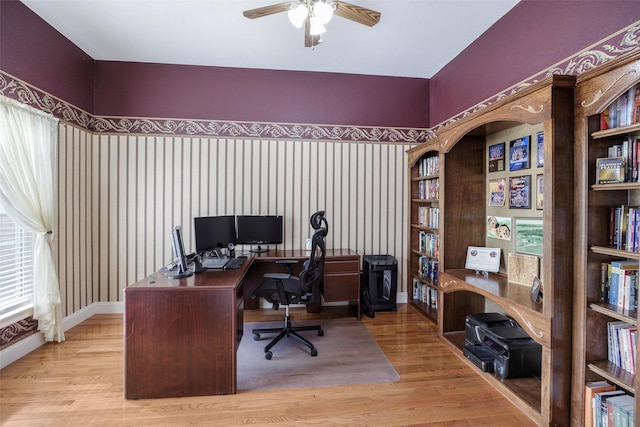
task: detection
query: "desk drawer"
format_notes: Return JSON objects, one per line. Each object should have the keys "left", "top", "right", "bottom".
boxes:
{"left": 325, "top": 259, "right": 359, "bottom": 274}
{"left": 324, "top": 272, "right": 359, "bottom": 301}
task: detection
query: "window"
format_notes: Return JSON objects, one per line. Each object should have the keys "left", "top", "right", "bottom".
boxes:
{"left": 0, "top": 206, "right": 34, "bottom": 325}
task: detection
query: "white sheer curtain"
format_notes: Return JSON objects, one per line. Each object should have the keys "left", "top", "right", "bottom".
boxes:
{"left": 0, "top": 95, "right": 63, "bottom": 342}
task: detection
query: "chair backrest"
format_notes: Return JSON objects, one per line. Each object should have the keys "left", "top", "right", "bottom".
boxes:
{"left": 300, "top": 212, "right": 327, "bottom": 300}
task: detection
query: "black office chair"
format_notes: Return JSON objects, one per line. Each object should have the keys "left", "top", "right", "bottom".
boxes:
{"left": 251, "top": 211, "right": 328, "bottom": 360}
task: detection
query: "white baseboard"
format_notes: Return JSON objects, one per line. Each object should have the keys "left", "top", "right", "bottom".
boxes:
{"left": 1, "top": 302, "right": 123, "bottom": 369}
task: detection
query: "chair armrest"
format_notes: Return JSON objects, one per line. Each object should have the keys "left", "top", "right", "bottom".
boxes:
{"left": 264, "top": 273, "right": 291, "bottom": 280}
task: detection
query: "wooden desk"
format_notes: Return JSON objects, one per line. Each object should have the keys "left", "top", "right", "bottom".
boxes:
{"left": 123, "top": 256, "right": 251, "bottom": 399}
{"left": 242, "top": 249, "right": 361, "bottom": 318}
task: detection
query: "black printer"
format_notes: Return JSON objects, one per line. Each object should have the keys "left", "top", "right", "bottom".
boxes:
{"left": 463, "top": 312, "right": 541, "bottom": 379}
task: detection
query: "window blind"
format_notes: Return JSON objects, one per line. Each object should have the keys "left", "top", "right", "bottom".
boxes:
{"left": 0, "top": 213, "right": 34, "bottom": 318}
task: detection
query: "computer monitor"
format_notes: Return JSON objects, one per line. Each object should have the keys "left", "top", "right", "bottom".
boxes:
{"left": 236, "top": 215, "right": 283, "bottom": 253}
{"left": 167, "top": 226, "right": 193, "bottom": 279}
{"left": 193, "top": 215, "right": 237, "bottom": 254}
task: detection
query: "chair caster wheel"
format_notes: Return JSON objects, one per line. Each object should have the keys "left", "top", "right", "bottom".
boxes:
{"left": 310, "top": 348, "right": 318, "bottom": 357}
{"left": 318, "top": 329, "right": 324, "bottom": 336}
{"left": 253, "top": 333, "right": 260, "bottom": 341}
{"left": 265, "top": 351, "right": 273, "bottom": 360}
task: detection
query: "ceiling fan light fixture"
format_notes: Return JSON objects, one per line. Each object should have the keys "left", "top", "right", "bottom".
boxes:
{"left": 288, "top": 3, "right": 308, "bottom": 28}
{"left": 313, "top": 1, "right": 333, "bottom": 25}
{"left": 309, "top": 17, "right": 326, "bottom": 35}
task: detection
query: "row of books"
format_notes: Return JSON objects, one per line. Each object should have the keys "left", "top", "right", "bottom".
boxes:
{"left": 417, "top": 256, "right": 438, "bottom": 281}
{"left": 608, "top": 205, "right": 640, "bottom": 253}
{"left": 412, "top": 278, "right": 438, "bottom": 309}
{"left": 417, "top": 155, "right": 439, "bottom": 177}
{"left": 417, "top": 178, "right": 439, "bottom": 200}
{"left": 595, "top": 137, "right": 640, "bottom": 184}
{"left": 607, "top": 320, "right": 637, "bottom": 375}
{"left": 418, "top": 231, "right": 439, "bottom": 257}
{"left": 585, "top": 381, "right": 634, "bottom": 427}
{"left": 599, "top": 259, "right": 638, "bottom": 311}
{"left": 417, "top": 206, "right": 439, "bottom": 228}
{"left": 600, "top": 83, "right": 640, "bottom": 130}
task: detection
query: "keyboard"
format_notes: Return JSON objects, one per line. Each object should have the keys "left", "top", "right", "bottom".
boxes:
{"left": 224, "top": 256, "right": 247, "bottom": 270}
{"left": 201, "top": 257, "right": 228, "bottom": 269}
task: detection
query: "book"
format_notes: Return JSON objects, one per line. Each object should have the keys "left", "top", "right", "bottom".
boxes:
{"left": 608, "top": 260, "right": 637, "bottom": 307}
{"left": 606, "top": 394, "right": 634, "bottom": 427}
{"left": 596, "top": 156, "right": 625, "bottom": 184}
{"left": 601, "top": 107, "right": 610, "bottom": 130}
{"left": 585, "top": 381, "right": 616, "bottom": 427}
{"left": 595, "top": 390, "right": 625, "bottom": 427}
{"left": 634, "top": 85, "right": 640, "bottom": 124}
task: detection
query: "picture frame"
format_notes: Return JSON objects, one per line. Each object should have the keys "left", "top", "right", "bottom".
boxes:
{"left": 536, "top": 174, "right": 544, "bottom": 210}
{"left": 465, "top": 246, "right": 501, "bottom": 273}
{"left": 486, "top": 216, "right": 511, "bottom": 240}
{"left": 536, "top": 131, "right": 544, "bottom": 167}
{"left": 488, "top": 177, "right": 506, "bottom": 206}
{"left": 488, "top": 142, "right": 505, "bottom": 172}
{"left": 509, "top": 175, "right": 531, "bottom": 209}
{"left": 515, "top": 217, "right": 543, "bottom": 256}
{"left": 530, "top": 275, "right": 543, "bottom": 303}
{"left": 509, "top": 136, "right": 531, "bottom": 171}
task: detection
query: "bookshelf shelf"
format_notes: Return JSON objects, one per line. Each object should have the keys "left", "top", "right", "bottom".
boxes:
{"left": 588, "top": 360, "right": 636, "bottom": 394}
{"left": 573, "top": 50, "right": 640, "bottom": 426}
{"left": 591, "top": 122, "right": 640, "bottom": 140}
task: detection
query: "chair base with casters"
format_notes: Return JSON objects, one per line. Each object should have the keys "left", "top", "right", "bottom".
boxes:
{"left": 252, "top": 304, "right": 323, "bottom": 360}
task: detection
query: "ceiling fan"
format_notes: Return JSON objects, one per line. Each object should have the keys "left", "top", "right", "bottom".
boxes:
{"left": 243, "top": 1, "right": 381, "bottom": 48}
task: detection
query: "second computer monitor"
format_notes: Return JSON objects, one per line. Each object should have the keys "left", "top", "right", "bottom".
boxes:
{"left": 236, "top": 215, "right": 283, "bottom": 252}
{"left": 193, "top": 215, "right": 237, "bottom": 254}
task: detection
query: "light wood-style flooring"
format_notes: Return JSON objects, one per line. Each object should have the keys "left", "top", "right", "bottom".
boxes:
{"left": 1, "top": 303, "right": 536, "bottom": 426}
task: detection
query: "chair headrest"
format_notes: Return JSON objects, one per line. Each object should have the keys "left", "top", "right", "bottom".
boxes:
{"left": 310, "top": 210, "right": 328, "bottom": 236}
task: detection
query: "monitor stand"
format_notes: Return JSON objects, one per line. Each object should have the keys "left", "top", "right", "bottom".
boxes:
{"left": 166, "top": 269, "right": 194, "bottom": 279}
{"left": 250, "top": 245, "right": 269, "bottom": 253}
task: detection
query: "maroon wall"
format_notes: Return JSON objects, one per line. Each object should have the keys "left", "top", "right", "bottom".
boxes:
{"left": 429, "top": 0, "right": 640, "bottom": 126}
{"left": 94, "top": 61, "right": 429, "bottom": 128}
{"left": 0, "top": 0, "right": 94, "bottom": 113}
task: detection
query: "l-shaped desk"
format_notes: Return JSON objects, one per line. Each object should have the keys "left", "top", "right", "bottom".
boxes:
{"left": 123, "top": 249, "right": 360, "bottom": 399}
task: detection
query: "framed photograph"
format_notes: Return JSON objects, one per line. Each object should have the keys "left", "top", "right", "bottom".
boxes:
{"left": 530, "top": 276, "right": 543, "bottom": 303}
{"left": 515, "top": 218, "right": 544, "bottom": 256}
{"left": 489, "top": 178, "right": 506, "bottom": 206}
{"left": 509, "top": 136, "right": 531, "bottom": 171}
{"left": 509, "top": 175, "right": 531, "bottom": 209}
{"left": 487, "top": 216, "right": 511, "bottom": 240}
{"left": 488, "top": 142, "right": 505, "bottom": 172}
{"left": 536, "top": 131, "right": 544, "bottom": 167}
{"left": 536, "top": 174, "right": 544, "bottom": 210}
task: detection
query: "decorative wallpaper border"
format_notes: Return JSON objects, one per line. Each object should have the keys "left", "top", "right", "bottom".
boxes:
{"left": 431, "top": 21, "right": 640, "bottom": 133}
{"left": 1, "top": 20, "right": 639, "bottom": 142}
{"left": 0, "top": 71, "right": 432, "bottom": 143}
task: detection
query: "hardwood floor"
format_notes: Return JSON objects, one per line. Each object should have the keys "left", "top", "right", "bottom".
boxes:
{"left": 1, "top": 304, "right": 536, "bottom": 426}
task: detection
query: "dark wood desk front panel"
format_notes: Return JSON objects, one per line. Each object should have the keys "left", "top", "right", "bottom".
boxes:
{"left": 241, "top": 249, "right": 361, "bottom": 313}
{"left": 123, "top": 259, "right": 251, "bottom": 399}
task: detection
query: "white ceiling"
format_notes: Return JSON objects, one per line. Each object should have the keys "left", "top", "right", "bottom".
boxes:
{"left": 20, "top": 0, "right": 519, "bottom": 79}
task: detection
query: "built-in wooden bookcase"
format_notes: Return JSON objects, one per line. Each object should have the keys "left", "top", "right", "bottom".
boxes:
{"left": 573, "top": 51, "right": 640, "bottom": 427}
{"left": 409, "top": 75, "right": 576, "bottom": 426}
{"left": 407, "top": 142, "right": 440, "bottom": 322}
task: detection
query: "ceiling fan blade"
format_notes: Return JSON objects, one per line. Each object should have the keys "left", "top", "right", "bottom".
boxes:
{"left": 332, "top": 1, "right": 381, "bottom": 27}
{"left": 243, "top": 2, "right": 296, "bottom": 19}
{"left": 304, "top": 17, "right": 322, "bottom": 47}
